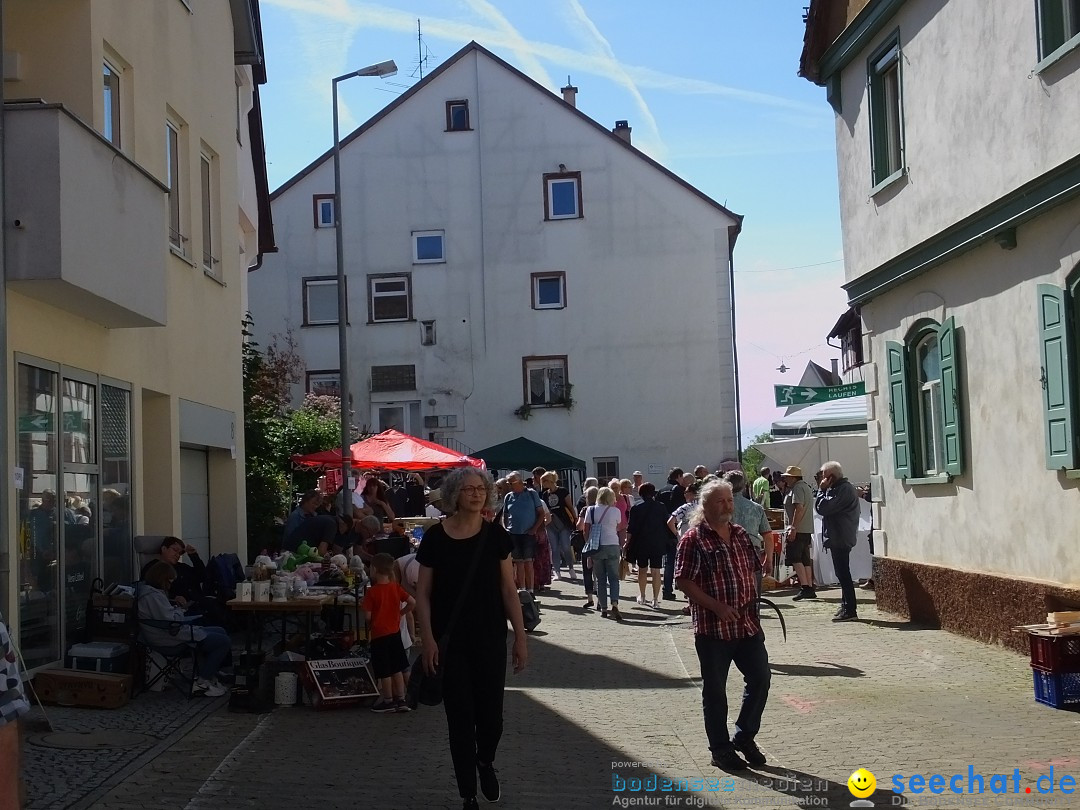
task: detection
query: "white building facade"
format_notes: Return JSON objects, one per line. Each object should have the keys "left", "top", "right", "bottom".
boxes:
{"left": 801, "top": 0, "right": 1080, "bottom": 647}
{"left": 251, "top": 43, "right": 742, "bottom": 481}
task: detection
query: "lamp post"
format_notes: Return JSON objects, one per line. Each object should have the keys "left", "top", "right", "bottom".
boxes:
{"left": 333, "top": 60, "right": 397, "bottom": 509}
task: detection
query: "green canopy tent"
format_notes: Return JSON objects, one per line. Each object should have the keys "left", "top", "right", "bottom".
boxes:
{"left": 473, "top": 436, "right": 587, "bottom": 495}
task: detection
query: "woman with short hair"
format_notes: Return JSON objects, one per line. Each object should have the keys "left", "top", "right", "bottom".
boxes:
{"left": 626, "top": 483, "right": 669, "bottom": 608}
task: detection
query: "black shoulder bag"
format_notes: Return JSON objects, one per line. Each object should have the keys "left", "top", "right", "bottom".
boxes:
{"left": 407, "top": 522, "right": 489, "bottom": 708}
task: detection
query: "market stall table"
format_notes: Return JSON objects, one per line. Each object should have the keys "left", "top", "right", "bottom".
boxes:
{"left": 228, "top": 596, "right": 337, "bottom": 658}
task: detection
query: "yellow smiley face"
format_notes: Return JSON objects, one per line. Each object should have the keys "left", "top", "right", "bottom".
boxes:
{"left": 848, "top": 768, "right": 877, "bottom": 798}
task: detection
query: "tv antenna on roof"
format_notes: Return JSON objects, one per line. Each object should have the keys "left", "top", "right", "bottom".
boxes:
{"left": 413, "top": 19, "right": 434, "bottom": 80}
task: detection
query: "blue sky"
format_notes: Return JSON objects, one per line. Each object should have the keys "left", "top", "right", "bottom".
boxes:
{"left": 259, "top": 0, "right": 849, "bottom": 445}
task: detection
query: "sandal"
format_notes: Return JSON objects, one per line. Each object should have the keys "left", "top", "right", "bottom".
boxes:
{"left": 583, "top": 600, "right": 594, "bottom": 609}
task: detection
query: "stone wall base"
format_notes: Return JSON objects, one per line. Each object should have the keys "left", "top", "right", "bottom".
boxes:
{"left": 874, "top": 557, "right": 1080, "bottom": 654}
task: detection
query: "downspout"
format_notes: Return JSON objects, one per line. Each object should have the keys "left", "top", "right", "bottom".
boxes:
{"left": 728, "top": 230, "right": 743, "bottom": 463}
{"left": 0, "top": 0, "right": 11, "bottom": 619}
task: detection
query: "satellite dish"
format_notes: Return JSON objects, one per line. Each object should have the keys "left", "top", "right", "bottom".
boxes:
{"left": 777, "top": 362, "right": 789, "bottom": 374}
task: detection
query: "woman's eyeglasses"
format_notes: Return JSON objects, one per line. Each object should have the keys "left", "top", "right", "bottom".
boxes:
{"left": 460, "top": 485, "right": 486, "bottom": 495}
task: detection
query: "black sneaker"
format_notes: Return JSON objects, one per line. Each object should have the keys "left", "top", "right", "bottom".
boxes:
{"left": 663, "top": 593, "right": 678, "bottom": 601}
{"left": 733, "top": 738, "right": 767, "bottom": 766}
{"left": 370, "top": 698, "right": 396, "bottom": 713}
{"left": 710, "top": 748, "right": 747, "bottom": 771}
{"left": 462, "top": 798, "right": 480, "bottom": 810}
{"left": 394, "top": 698, "right": 412, "bottom": 713}
{"left": 832, "top": 611, "right": 858, "bottom": 622}
{"left": 477, "top": 760, "right": 501, "bottom": 802}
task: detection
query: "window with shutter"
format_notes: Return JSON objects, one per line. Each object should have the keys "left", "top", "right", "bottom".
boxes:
{"left": 1037, "top": 283, "right": 1077, "bottom": 469}
{"left": 886, "top": 340, "right": 911, "bottom": 479}
{"left": 937, "top": 317, "right": 964, "bottom": 476}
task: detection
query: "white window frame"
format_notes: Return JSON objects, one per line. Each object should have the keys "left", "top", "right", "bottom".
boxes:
{"left": 544, "top": 173, "right": 582, "bottom": 220}
{"left": 594, "top": 457, "right": 619, "bottom": 480}
{"left": 165, "top": 115, "right": 189, "bottom": 259}
{"left": 412, "top": 230, "right": 445, "bottom": 264}
{"left": 199, "top": 144, "right": 220, "bottom": 277}
{"left": 1037, "top": 0, "right": 1080, "bottom": 65}
{"left": 523, "top": 355, "right": 569, "bottom": 407}
{"left": 103, "top": 61, "right": 121, "bottom": 147}
{"left": 303, "top": 277, "right": 342, "bottom": 326}
{"left": 306, "top": 370, "right": 340, "bottom": 397}
{"left": 368, "top": 275, "right": 412, "bottom": 323}
{"left": 531, "top": 272, "right": 566, "bottom": 310}
{"left": 915, "top": 331, "right": 944, "bottom": 476}
{"left": 314, "top": 196, "right": 335, "bottom": 229}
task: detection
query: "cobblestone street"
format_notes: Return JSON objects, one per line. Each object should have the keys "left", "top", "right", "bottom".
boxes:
{"left": 23, "top": 580, "right": 1080, "bottom": 810}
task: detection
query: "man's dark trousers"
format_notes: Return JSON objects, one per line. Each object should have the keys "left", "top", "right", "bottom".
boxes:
{"left": 694, "top": 631, "right": 770, "bottom": 751}
{"left": 832, "top": 545, "right": 857, "bottom": 616}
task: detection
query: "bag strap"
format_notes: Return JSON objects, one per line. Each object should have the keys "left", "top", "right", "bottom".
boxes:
{"left": 438, "top": 521, "right": 489, "bottom": 651}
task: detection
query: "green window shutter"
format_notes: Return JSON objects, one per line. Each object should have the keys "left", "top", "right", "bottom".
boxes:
{"left": 1037, "top": 283, "right": 1076, "bottom": 470}
{"left": 1039, "top": 0, "right": 1067, "bottom": 58}
{"left": 937, "top": 317, "right": 965, "bottom": 476}
{"left": 886, "top": 340, "right": 911, "bottom": 479}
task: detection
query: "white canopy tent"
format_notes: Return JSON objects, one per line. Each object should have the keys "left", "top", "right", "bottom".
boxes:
{"left": 752, "top": 395, "right": 873, "bottom": 586}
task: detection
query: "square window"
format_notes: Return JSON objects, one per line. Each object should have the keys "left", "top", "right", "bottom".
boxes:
{"left": 371, "top": 364, "right": 417, "bottom": 392}
{"left": 303, "top": 277, "right": 342, "bottom": 325}
{"left": 594, "top": 457, "right": 619, "bottom": 481}
{"left": 1038, "top": 0, "right": 1080, "bottom": 60}
{"left": 306, "top": 371, "right": 340, "bottom": 397}
{"left": 523, "top": 356, "right": 569, "bottom": 407}
{"left": 413, "top": 230, "right": 445, "bottom": 263}
{"left": 445, "top": 100, "right": 470, "bottom": 131}
{"left": 531, "top": 272, "right": 566, "bottom": 310}
{"left": 369, "top": 275, "right": 412, "bottom": 323}
{"left": 868, "top": 37, "right": 904, "bottom": 187}
{"left": 313, "top": 195, "right": 335, "bottom": 228}
{"left": 543, "top": 172, "right": 582, "bottom": 220}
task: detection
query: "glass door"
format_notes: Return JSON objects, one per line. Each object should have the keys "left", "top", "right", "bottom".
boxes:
{"left": 61, "top": 377, "right": 98, "bottom": 648}
{"left": 17, "top": 363, "right": 60, "bottom": 669}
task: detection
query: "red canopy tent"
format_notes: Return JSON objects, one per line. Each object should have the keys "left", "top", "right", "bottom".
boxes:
{"left": 291, "top": 429, "right": 484, "bottom": 472}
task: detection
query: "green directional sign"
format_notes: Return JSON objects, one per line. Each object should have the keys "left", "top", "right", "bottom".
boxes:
{"left": 774, "top": 381, "right": 866, "bottom": 407}
{"left": 18, "top": 411, "right": 89, "bottom": 433}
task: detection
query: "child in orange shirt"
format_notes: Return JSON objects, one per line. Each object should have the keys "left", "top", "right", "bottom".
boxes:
{"left": 362, "top": 553, "right": 415, "bottom": 712}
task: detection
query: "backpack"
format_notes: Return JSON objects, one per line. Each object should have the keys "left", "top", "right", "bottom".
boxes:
{"left": 206, "top": 553, "right": 245, "bottom": 602}
{"left": 518, "top": 589, "right": 541, "bottom": 632}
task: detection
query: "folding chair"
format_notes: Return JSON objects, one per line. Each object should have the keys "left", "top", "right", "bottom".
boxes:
{"left": 137, "top": 618, "right": 200, "bottom": 698}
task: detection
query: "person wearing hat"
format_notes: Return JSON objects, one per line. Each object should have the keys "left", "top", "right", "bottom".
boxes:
{"left": 781, "top": 466, "right": 816, "bottom": 600}
{"left": 631, "top": 471, "right": 644, "bottom": 499}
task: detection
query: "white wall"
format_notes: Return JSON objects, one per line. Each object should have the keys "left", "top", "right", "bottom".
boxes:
{"left": 862, "top": 195, "right": 1080, "bottom": 588}
{"left": 834, "top": 0, "right": 1080, "bottom": 279}
{"left": 252, "top": 47, "right": 740, "bottom": 482}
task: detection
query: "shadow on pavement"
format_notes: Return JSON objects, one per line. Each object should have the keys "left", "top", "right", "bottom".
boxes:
{"left": 524, "top": 633, "right": 688, "bottom": 690}
{"left": 862, "top": 618, "right": 941, "bottom": 631}
{"left": 738, "top": 765, "right": 909, "bottom": 807}
{"left": 770, "top": 661, "right": 864, "bottom": 678}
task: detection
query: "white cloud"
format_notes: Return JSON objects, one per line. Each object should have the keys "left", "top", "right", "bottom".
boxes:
{"left": 462, "top": 0, "right": 555, "bottom": 90}
{"left": 559, "top": 0, "right": 665, "bottom": 158}
{"left": 264, "top": 0, "right": 822, "bottom": 117}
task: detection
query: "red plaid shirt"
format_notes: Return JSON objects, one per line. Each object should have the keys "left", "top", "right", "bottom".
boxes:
{"left": 675, "top": 519, "right": 761, "bottom": 641}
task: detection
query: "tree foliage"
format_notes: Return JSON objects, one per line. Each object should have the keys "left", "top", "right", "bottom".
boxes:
{"left": 742, "top": 432, "right": 773, "bottom": 482}
{"left": 242, "top": 315, "right": 349, "bottom": 557}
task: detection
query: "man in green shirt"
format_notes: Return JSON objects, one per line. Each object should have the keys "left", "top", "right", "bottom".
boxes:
{"left": 751, "top": 467, "right": 771, "bottom": 508}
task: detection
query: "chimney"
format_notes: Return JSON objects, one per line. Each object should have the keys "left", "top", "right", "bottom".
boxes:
{"left": 613, "top": 120, "right": 632, "bottom": 144}
{"left": 561, "top": 78, "right": 578, "bottom": 108}
{"left": 831, "top": 358, "right": 839, "bottom": 380}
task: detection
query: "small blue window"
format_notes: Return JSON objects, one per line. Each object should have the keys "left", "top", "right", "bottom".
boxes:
{"left": 447, "top": 101, "right": 470, "bottom": 131}
{"left": 545, "top": 173, "right": 581, "bottom": 220}
{"left": 413, "top": 230, "right": 445, "bottom": 263}
{"left": 532, "top": 273, "right": 565, "bottom": 309}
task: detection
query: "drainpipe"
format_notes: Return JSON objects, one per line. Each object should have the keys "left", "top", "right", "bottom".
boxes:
{"left": 0, "top": 0, "right": 12, "bottom": 620}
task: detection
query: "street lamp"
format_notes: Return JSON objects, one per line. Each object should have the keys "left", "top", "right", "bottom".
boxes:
{"left": 333, "top": 60, "right": 397, "bottom": 507}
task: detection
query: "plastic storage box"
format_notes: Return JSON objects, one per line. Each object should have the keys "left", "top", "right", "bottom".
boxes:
{"left": 65, "top": 641, "right": 130, "bottom": 673}
{"left": 1029, "top": 635, "right": 1080, "bottom": 673}
{"left": 1032, "top": 669, "right": 1080, "bottom": 710}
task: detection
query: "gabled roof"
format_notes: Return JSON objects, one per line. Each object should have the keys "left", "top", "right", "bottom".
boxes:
{"left": 270, "top": 41, "right": 742, "bottom": 242}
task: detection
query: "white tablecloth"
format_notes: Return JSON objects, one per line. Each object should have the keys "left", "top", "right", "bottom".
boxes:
{"left": 810, "top": 500, "right": 873, "bottom": 585}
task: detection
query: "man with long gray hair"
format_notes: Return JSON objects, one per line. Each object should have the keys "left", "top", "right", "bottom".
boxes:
{"left": 675, "top": 480, "right": 771, "bottom": 771}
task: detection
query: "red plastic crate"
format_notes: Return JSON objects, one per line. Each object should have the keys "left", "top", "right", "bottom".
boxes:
{"left": 1032, "top": 669, "right": 1080, "bottom": 710}
{"left": 1029, "top": 635, "right": 1080, "bottom": 673}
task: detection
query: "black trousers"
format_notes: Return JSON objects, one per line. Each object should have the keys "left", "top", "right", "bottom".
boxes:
{"left": 441, "top": 634, "right": 508, "bottom": 799}
{"left": 832, "top": 545, "right": 857, "bottom": 615}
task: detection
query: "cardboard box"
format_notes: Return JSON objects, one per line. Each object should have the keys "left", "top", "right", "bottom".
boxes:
{"left": 33, "top": 668, "right": 131, "bottom": 709}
